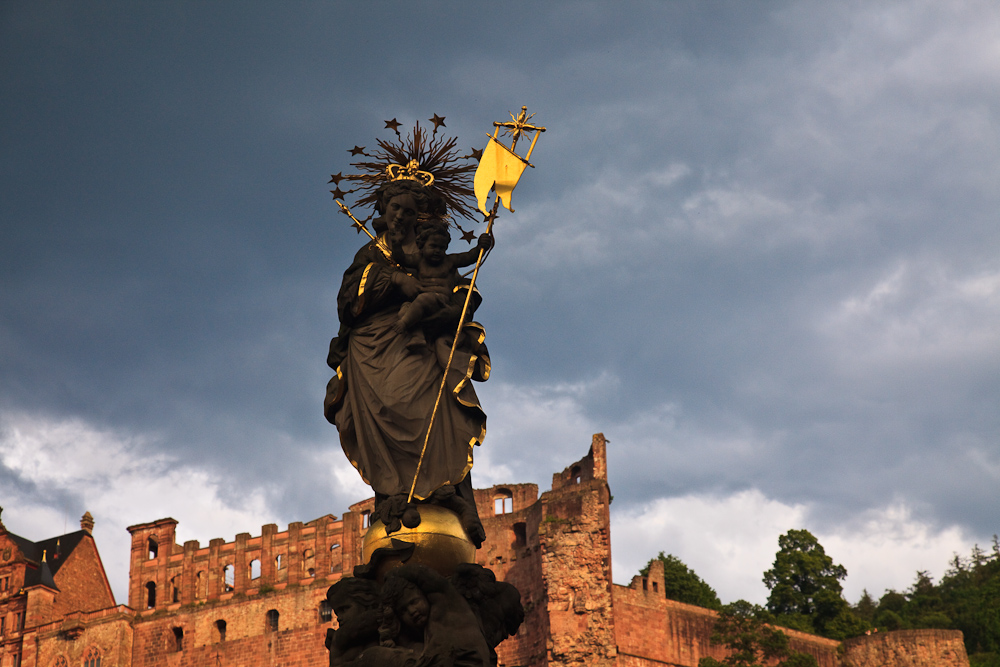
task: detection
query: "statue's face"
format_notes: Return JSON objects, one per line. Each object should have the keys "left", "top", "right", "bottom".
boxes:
{"left": 397, "top": 588, "right": 429, "bottom": 629}
{"left": 385, "top": 194, "right": 418, "bottom": 236}
{"left": 422, "top": 236, "right": 448, "bottom": 265}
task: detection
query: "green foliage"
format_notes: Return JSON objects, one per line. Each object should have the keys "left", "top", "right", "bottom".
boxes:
{"left": 861, "top": 538, "right": 1000, "bottom": 659}
{"left": 640, "top": 552, "right": 722, "bottom": 610}
{"left": 763, "top": 529, "right": 864, "bottom": 638}
{"left": 697, "top": 600, "right": 818, "bottom": 667}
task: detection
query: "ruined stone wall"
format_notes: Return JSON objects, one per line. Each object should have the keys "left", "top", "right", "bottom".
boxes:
{"left": 612, "top": 559, "right": 840, "bottom": 667}
{"left": 474, "top": 483, "right": 546, "bottom": 667}
{"left": 538, "top": 434, "right": 616, "bottom": 667}
{"left": 842, "top": 629, "right": 969, "bottom": 667}
{"left": 129, "top": 584, "right": 331, "bottom": 667}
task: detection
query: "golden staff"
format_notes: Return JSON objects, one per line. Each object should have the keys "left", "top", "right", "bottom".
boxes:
{"left": 336, "top": 200, "right": 376, "bottom": 241}
{"left": 408, "top": 106, "right": 546, "bottom": 503}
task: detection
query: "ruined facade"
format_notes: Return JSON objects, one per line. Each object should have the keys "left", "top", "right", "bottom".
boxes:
{"left": 0, "top": 435, "right": 970, "bottom": 667}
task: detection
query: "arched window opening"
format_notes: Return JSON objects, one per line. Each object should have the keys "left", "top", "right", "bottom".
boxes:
{"left": 265, "top": 609, "right": 279, "bottom": 633}
{"left": 361, "top": 511, "right": 371, "bottom": 529}
{"left": 494, "top": 489, "right": 513, "bottom": 515}
{"left": 214, "top": 619, "right": 227, "bottom": 643}
{"left": 571, "top": 465, "right": 582, "bottom": 484}
{"left": 307, "top": 568, "right": 315, "bottom": 577}
{"left": 170, "top": 576, "right": 180, "bottom": 603}
{"left": 275, "top": 554, "right": 284, "bottom": 570}
{"left": 223, "top": 564, "right": 235, "bottom": 592}
{"left": 147, "top": 537, "right": 158, "bottom": 560}
{"left": 250, "top": 559, "right": 261, "bottom": 580}
{"left": 329, "top": 543, "right": 340, "bottom": 551}
{"left": 319, "top": 600, "right": 333, "bottom": 623}
{"left": 171, "top": 627, "right": 183, "bottom": 652}
{"left": 145, "top": 582, "right": 156, "bottom": 609}
{"left": 302, "top": 548, "right": 315, "bottom": 576}
{"left": 83, "top": 647, "right": 101, "bottom": 667}
{"left": 53, "top": 655, "right": 68, "bottom": 667}
{"left": 196, "top": 571, "right": 206, "bottom": 599}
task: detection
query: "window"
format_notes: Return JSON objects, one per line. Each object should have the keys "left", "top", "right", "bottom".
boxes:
{"left": 494, "top": 489, "right": 513, "bottom": 515}
{"left": 571, "top": 465, "right": 582, "bottom": 484}
{"left": 307, "top": 568, "right": 315, "bottom": 578}
{"left": 1, "top": 614, "right": 6, "bottom": 634}
{"left": 223, "top": 564, "right": 234, "bottom": 592}
{"left": 196, "top": 571, "right": 206, "bottom": 599}
{"left": 329, "top": 543, "right": 340, "bottom": 551}
{"left": 13, "top": 654, "right": 21, "bottom": 667}
{"left": 83, "top": 647, "right": 101, "bottom": 667}
{"left": 1, "top": 575, "right": 8, "bottom": 591}
{"left": 275, "top": 554, "right": 284, "bottom": 570}
{"left": 361, "top": 511, "right": 371, "bottom": 529}
{"left": 52, "top": 655, "right": 68, "bottom": 667}
{"left": 265, "top": 609, "right": 279, "bottom": 633}
{"left": 15, "top": 611, "right": 24, "bottom": 631}
{"left": 147, "top": 538, "right": 158, "bottom": 560}
{"left": 171, "top": 627, "right": 184, "bottom": 652}
{"left": 170, "top": 576, "right": 180, "bottom": 603}
{"left": 214, "top": 620, "right": 227, "bottom": 643}
{"left": 319, "top": 600, "right": 333, "bottom": 623}
{"left": 145, "top": 582, "right": 156, "bottom": 609}
{"left": 250, "top": 559, "right": 261, "bottom": 580}
{"left": 653, "top": 581, "right": 659, "bottom": 593}
{"left": 513, "top": 522, "right": 527, "bottom": 548}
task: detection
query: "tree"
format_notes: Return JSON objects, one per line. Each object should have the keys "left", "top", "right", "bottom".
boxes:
{"left": 641, "top": 552, "right": 721, "bottom": 610}
{"left": 698, "top": 600, "right": 818, "bottom": 667}
{"left": 763, "top": 529, "right": 859, "bottom": 637}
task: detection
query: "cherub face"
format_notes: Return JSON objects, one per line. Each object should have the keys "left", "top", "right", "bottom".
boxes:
{"left": 421, "top": 236, "right": 448, "bottom": 265}
{"left": 332, "top": 599, "right": 362, "bottom": 624}
{"left": 397, "top": 588, "right": 429, "bottom": 629}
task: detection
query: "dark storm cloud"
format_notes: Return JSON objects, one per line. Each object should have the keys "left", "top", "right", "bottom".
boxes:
{"left": 2, "top": 0, "right": 998, "bottom": 585}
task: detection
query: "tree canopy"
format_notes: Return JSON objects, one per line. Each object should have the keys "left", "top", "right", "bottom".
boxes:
{"left": 763, "top": 529, "right": 866, "bottom": 639}
{"left": 641, "top": 552, "right": 722, "bottom": 610}
{"left": 698, "top": 600, "right": 818, "bottom": 667}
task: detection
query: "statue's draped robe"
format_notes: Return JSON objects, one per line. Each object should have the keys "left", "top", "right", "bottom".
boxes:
{"left": 325, "top": 236, "right": 489, "bottom": 500}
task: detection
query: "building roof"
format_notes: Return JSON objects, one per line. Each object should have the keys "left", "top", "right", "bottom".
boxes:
{"left": 4, "top": 528, "right": 92, "bottom": 589}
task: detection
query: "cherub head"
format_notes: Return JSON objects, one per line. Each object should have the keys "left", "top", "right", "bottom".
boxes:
{"left": 415, "top": 223, "right": 451, "bottom": 266}
{"left": 327, "top": 577, "right": 380, "bottom": 626}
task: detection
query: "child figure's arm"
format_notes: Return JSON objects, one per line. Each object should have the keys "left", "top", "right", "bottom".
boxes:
{"left": 448, "top": 233, "right": 494, "bottom": 269}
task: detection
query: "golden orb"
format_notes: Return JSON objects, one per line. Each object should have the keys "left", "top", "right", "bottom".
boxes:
{"left": 361, "top": 505, "right": 476, "bottom": 579}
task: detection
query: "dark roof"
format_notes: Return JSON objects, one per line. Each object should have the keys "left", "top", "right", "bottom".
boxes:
{"left": 5, "top": 529, "right": 91, "bottom": 589}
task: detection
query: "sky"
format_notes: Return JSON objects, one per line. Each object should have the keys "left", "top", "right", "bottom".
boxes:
{"left": 2, "top": 1, "right": 998, "bottom": 608}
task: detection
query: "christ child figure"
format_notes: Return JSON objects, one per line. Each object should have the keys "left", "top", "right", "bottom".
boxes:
{"left": 390, "top": 221, "right": 492, "bottom": 334}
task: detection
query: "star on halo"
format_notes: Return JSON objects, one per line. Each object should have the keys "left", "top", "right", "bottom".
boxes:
{"left": 429, "top": 114, "right": 446, "bottom": 133}
{"left": 328, "top": 172, "right": 344, "bottom": 185}
{"left": 349, "top": 146, "right": 366, "bottom": 156}
{"left": 330, "top": 187, "right": 347, "bottom": 199}
{"left": 459, "top": 227, "right": 476, "bottom": 244}
{"left": 384, "top": 118, "right": 401, "bottom": 135}
{"left": 468, "top": 147, "right": 483, "bottom": 162}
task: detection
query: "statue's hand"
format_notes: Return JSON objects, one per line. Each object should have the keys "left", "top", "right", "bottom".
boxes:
{"left": 392, "top": 271, "right": 420, "bottom": 299}
{"left": 478, "top": 233, "right": 494, "bottom": 252}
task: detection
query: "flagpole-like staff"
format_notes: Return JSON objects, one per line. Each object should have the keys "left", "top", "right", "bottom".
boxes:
{"left": 407, "top": 106, "right": 546, "bottom": 503}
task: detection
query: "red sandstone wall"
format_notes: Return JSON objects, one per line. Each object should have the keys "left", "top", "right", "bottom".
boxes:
{"left": 50, "top": 537, "right": 116, "bottom": 616}
{"left": 25, "top": 607, "right": 134, "bottom": 667}
{"left": 842, "top": 629, "right": 969, "bottom": 667}
{"left": 129, "top": 584, "right": 333, "bottom": 667}
{"left": 538, "top": 435, "right": 616, "bottom": 667}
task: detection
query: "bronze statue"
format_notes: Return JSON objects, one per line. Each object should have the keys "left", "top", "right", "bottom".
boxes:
{"left": 323, "top": 112, "right": 544, "bottom": 667}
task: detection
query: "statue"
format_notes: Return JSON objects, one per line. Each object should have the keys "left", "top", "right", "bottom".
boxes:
{"left": 323, "top": 110, "right": 544, "bottom": 667}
